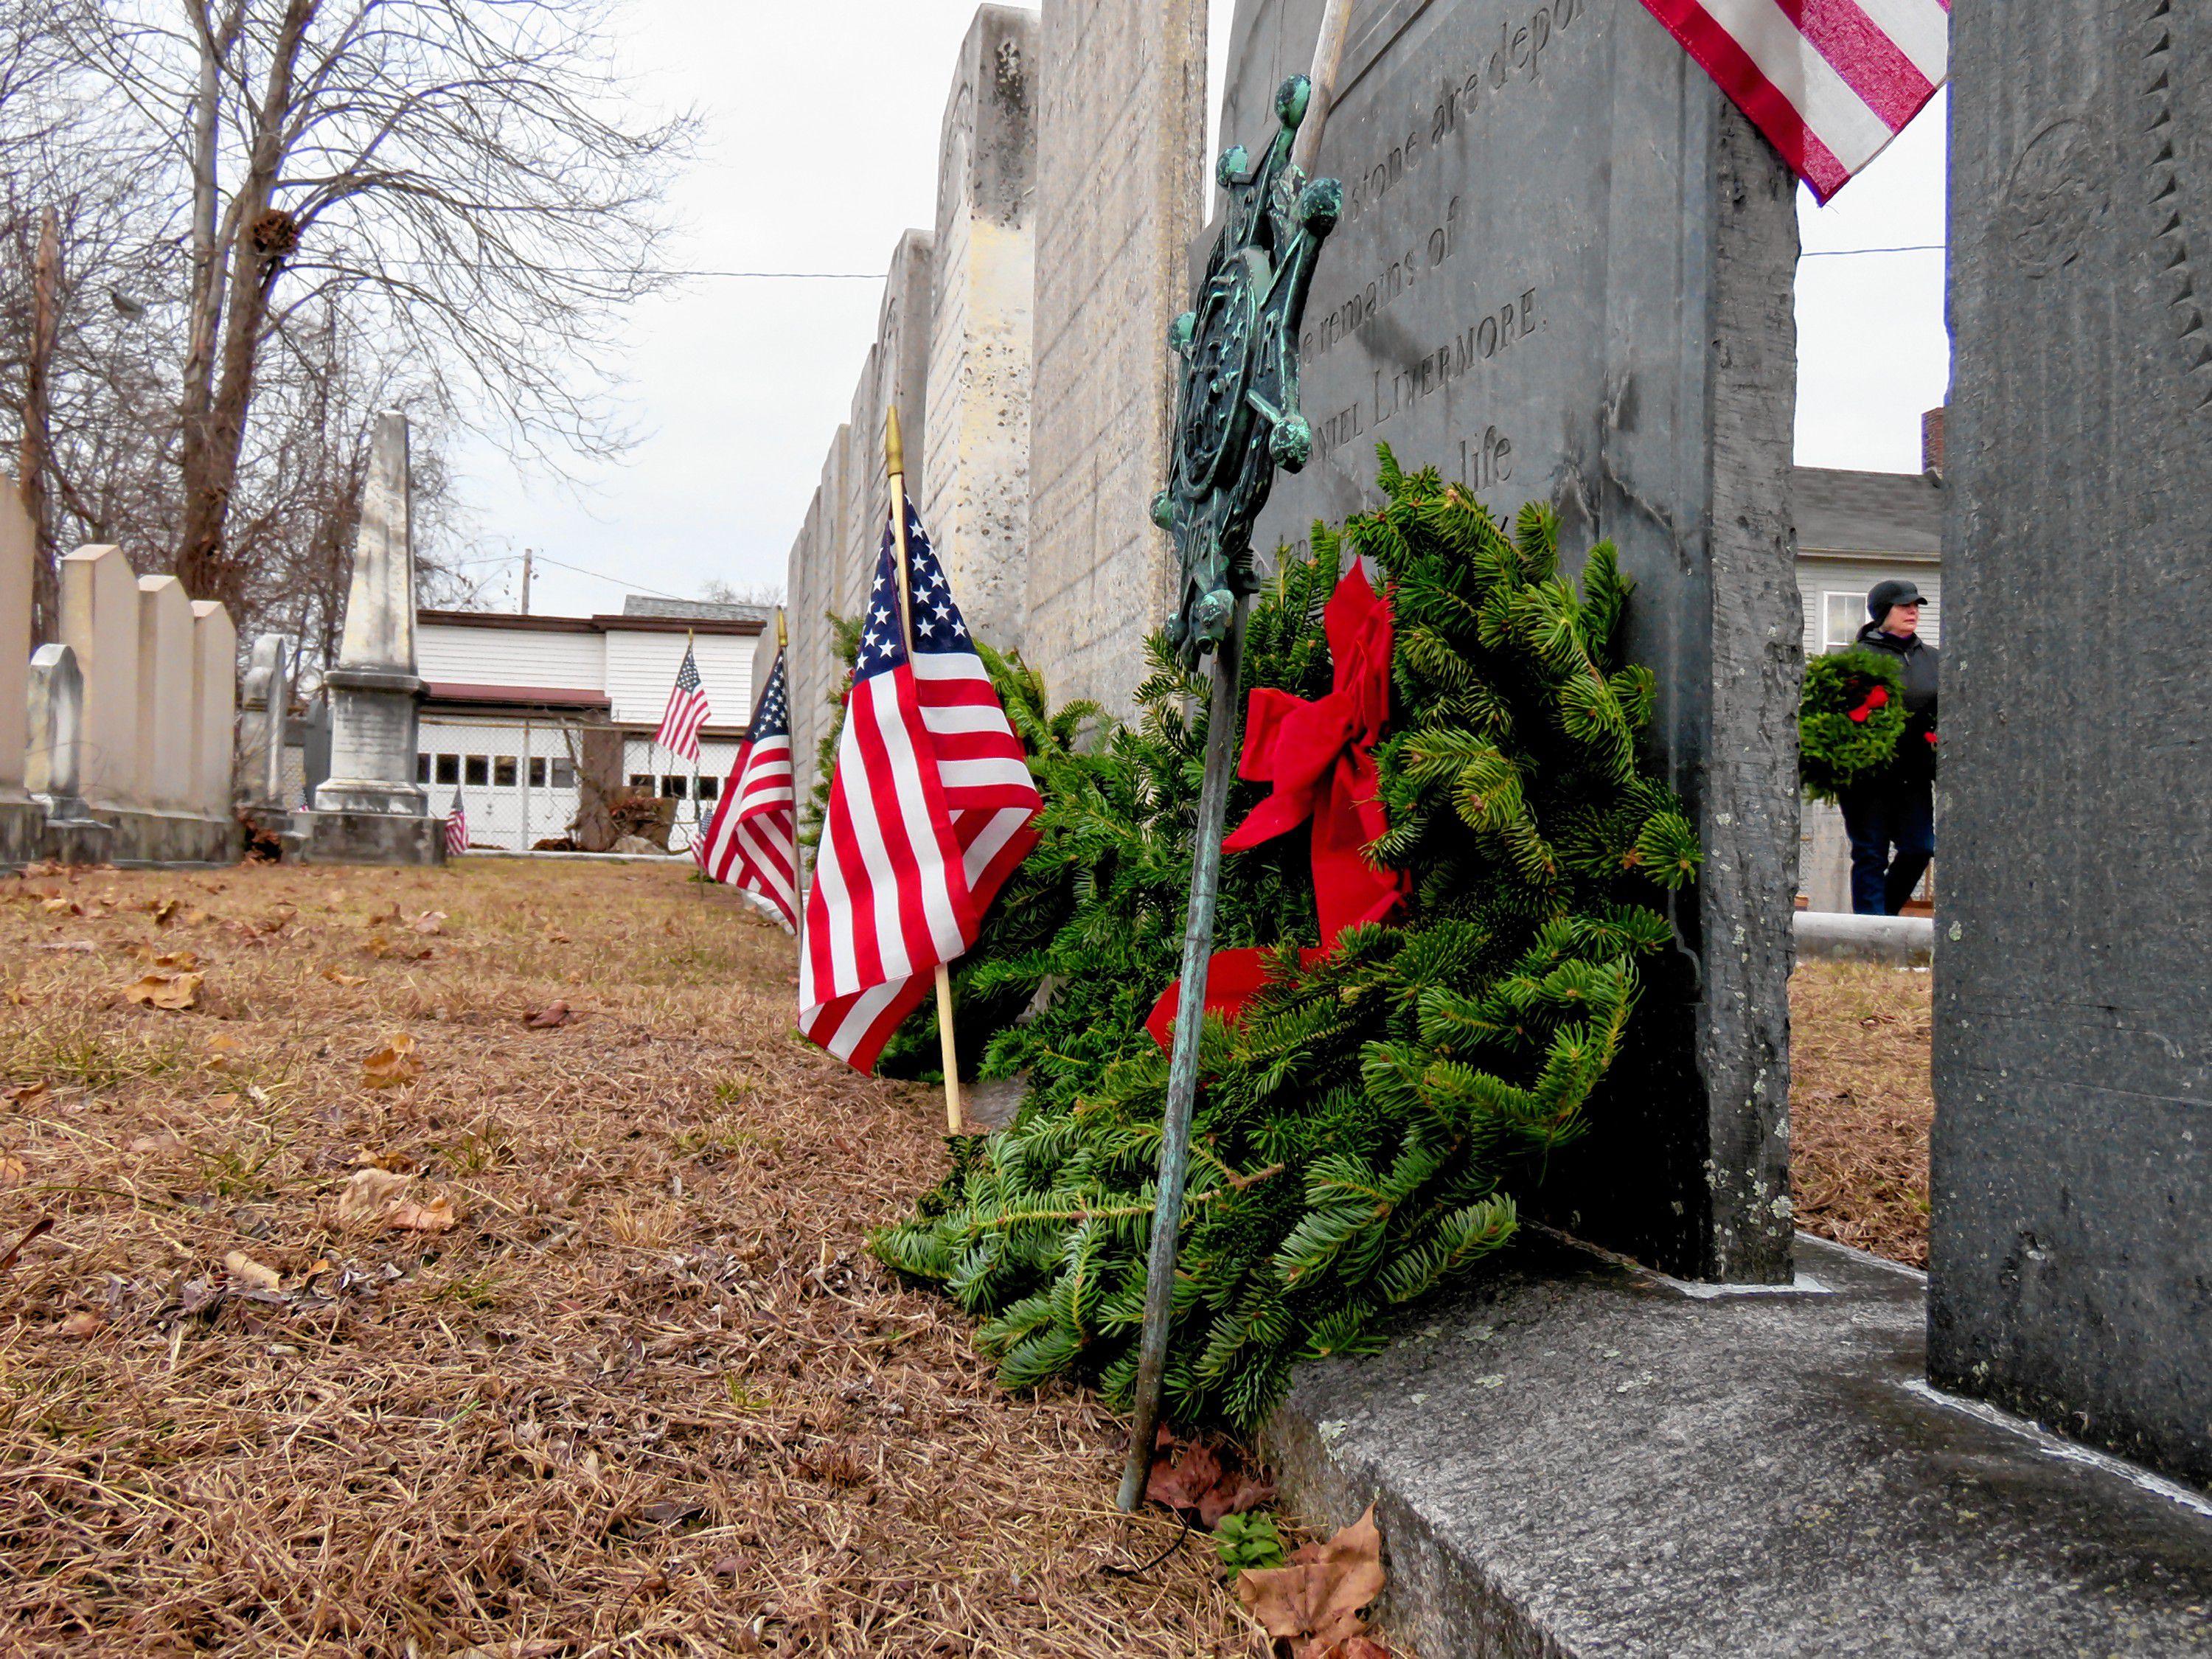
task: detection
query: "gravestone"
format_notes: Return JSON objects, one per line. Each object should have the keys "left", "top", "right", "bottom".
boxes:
{"left": 1218, "top": 0, "right": 1802, "bottom": 1280}
{"left": 58, "top": 544, "right": 142, "bottom": 811}
{"left": 923, "top": 4, "right": 1037, "bottom": 653}
{"left": 305, "top": 411, "right": 440, "bottom": 864}
{"left": 1932, "top": 0, "right": 2212, "bottom": 1484}
{"left": 190, "top": 599, "right": 237, "bottom": 820}
{"left": 237, "top": 633, "right": 293, "bottom": 813}
{"left": 27, "top": 643, "right": 108, "bottom": 863}
{"left": 135, "top": 574, "right": 196, "bottom": 813}
{"left": 0, "top": 486, "right": 32, "bottom": 866}
{"left": 1023, "top": 0, "right": 1208, "bottom": 714}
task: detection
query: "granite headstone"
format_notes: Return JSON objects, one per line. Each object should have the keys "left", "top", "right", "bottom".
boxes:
{"left": 1932, "top": 0, "right": 2212, "bottom": 1485}
{"left": 1217, "top": 0, "right": 1803, "bottom": 1280}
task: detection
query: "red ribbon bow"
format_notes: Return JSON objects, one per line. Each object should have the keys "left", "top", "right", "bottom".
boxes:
{"left": 1145, "top": 568, "right": 1410, "bottom": 1050}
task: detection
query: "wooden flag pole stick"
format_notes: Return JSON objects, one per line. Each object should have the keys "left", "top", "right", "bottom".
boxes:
{"left": 886, "top": 407, "right": 964, "bottom": 1137}
{"left": 1290, "top": 0, "right": 1355, "bottom": 175}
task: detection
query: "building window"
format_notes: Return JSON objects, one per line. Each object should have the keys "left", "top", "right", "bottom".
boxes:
{"left": 661, "top": 774, "right": 689, "bottom": 800}
{"left": 465, "top": 756, "right": 489, "bottom": 786}
{"left": 528, "top": 757, "right": 547, "bottom": 788}
{"left": 629, "top": 773, "right": 653, "bottom": 790}
{"left": 698, "top": 776, "right": 719, "bottom": 801}
{"left": 1822, "top": 592, "right": 1866, "bottom": 655}
{"left": 417, "top": 754, "right": 431, "bottom": 783}
{"left": 436, "top": 754, "right": 460, "bottom": 785}
{"left": 551, "top": 758, "right": 576, "bottom": 790}
{"left": 494, "top": 756, "right": 518, "bottom": 787}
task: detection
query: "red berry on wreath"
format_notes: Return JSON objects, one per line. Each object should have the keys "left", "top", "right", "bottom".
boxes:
{"left": 1848, "top": 708, "right": 1869, "bottom": 724}
{"left": 1866, "top": 686, "right": 1889, "bottom": 709}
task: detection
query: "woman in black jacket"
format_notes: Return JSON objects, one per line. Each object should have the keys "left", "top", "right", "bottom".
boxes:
{"left": 1840, "top": 579, "right": 1938, "bottom": 915}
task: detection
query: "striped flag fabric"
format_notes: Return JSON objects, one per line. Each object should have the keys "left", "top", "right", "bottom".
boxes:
{"left": 697, "top": 648, "right": 799, "bottom": 929}
{"left": 798, "top": 496, "right": 1042, "bottom": 1072}
{"left": 1635, "top": 0, "right": 1948, "bottom": 202}
{"left": 445, "top": 792, "right": 468, "bottom": 858}
{"left": 653, "top": 639, "right": 712, "bottom": 764}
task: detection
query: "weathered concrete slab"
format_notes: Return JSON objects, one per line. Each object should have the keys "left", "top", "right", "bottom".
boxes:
{"left": 1023, "top": 0, "right": 1208, "bottom": 714}
{"left": 924, "top": 4, "right": 1037, "bottom": 653}
{"left": 302, "top": 810, "right": 444, "bottom": 868}
{"left": 1220, "top": 0, "right": 1802, "bottom": 1281}
{"left": 1933, "top": 0, "right": 2212, "bottom": 1487}
{"left": 1268, "top": 1230, "right": 2212, "bottom": 1658}
{"left": 1794, "top": 911, "right": 1934, "bottom": 967}
{"left": 190, "top": 600, "right": 237, "bottom": 820}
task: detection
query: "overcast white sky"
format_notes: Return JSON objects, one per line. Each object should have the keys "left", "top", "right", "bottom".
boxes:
{"left": 453, "top": 1, "right": 1950, "bottom": 619}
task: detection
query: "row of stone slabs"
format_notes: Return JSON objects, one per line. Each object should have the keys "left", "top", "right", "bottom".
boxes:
{"left": 1201, "top": 0, "right": 2212, "bottom": 1644}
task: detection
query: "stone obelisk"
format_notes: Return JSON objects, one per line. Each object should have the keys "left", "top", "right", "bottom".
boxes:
{"left": 303, "top": 411, "right": 442, "bottom": 864}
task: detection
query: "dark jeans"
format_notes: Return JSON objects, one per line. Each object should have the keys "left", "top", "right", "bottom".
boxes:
{"left": 1839, "top": 779, "right": 1935, "bottom": 916}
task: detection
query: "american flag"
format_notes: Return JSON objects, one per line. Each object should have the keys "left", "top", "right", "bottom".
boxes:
{"left": 798, "top": 497, "right": 1041, "bottom": 1072}
{"left": 444, "top": 792, "right": 468, "bottom": 858}
{"left": 1636, "top": 0, "right": 1947, "bottom": 203}
{"left": 653, "top": 639, "right": 712, "bottom": 764}
{"left": 696, "top": 648, "right": 798, "bottom": 929}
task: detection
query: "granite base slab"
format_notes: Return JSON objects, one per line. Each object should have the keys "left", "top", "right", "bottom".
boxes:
{"left": 300, "top": 810, "right": 444, "bottom": 867}
{"left": 0, "top": 798, "right": 39, "bottom": 869}
{"left": 88, "top": 809, "right": 235, "bottom": 866}
{"left": 1265, "top": 1230, "right": 2212, "bottom": 1657}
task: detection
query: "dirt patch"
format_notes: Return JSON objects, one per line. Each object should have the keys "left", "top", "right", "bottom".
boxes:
{"left": 0, "top": 860, "right": 1255, "bottom": 1655}
{"left": 1790, "top": 961, "right": 1934, "bottom": 1267}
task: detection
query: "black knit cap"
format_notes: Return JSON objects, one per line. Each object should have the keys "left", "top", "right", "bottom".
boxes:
{"left": 1866, "top": 578, "right": 1928, "bottom": 619}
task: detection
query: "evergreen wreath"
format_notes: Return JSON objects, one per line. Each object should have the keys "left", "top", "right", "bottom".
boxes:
{"left": 858, "top": 448, "right": 1700, "bottom": 1433}
{"left": 1798, "top": 648, "right": 1907, "bottom": 803}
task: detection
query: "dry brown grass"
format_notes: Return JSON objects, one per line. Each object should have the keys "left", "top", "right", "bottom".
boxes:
{"left": 1789, "top": 961, "right": 1934, "bottom": 1267}
{"left": 0, "top": 859, "right": 1259, "bottom": 1657}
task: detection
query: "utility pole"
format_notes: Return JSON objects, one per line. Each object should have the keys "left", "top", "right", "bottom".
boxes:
{"left": 21, "top": 206, "right": 58, "bottom": 643}
{"left": 520, "top": 547, "right": 533, "bottom": 615}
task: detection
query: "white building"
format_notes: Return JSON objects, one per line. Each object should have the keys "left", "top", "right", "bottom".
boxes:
{"left": 412, "top": 597, "right": 771, "bottom": 852}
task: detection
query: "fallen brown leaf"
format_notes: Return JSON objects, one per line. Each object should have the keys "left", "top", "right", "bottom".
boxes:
{"left": 60, "top": 1311, "right": 105, "bottom": 1339}
{"left": 355, "top": 1149, "right": 420, "bottom": 1175}
{"left": 1147, "top": 1429, "right": 1277, "bottom": 1528}
{"left": 127, "top": 1132, "right": 188, "bottom": 1155}
{"left": 409, "top": 911, "right": 446, "bottom": 936}
{"left": 321, "top": 967, "right": 368, "bottom": 987}
{"left": 224, "top": 1250, "right": 282, "bottom": 1292}
{"left": 338, "top": 1166, "right": 414, "bottom": 1228}
{"left": 40, "top": 897, "right": 79, "bottom": 916}
{"left": 386, "top": 1195, "right": 457, "bottom": 1233}
{"left": 525, "top": 1001, "right": 573, "bottom": 1029}
{"left": 0, "top": 1155, "right": 26, "bottom": 1186}
{"left": 122, "top": 972, "right": 201, "bottom": 1010}
{"left": 204, "top": 1032, "right": 242, "bottom": 1071}
{"left": 7, "top": 1081, "right": 49, "bottom": 1107}
{"left": 1235, "top": 1505, "right": 1386, "bottom": 1659}
{"left": 133, "top": 947, "right": 201, "bottom": 969}
{"left": 362, "top": 1034, "right": 423, "bottom": 1088}
{"left": 150, "top": 897, "right": 180, "bottom": 926}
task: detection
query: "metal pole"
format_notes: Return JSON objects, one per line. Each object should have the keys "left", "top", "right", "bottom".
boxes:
{"left": 1116, "top": 594, "right": 1249, "bottom": 1512}
{"left": 520, "top": 548, "right": 532, "bottom": 616}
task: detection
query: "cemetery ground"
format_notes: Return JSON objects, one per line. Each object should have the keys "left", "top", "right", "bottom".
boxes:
{"left": 0, "top": 858, "right": 1938, "bottom": 1655}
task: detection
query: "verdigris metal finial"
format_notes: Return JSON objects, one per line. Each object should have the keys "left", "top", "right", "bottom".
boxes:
{"left": 1153, "top": 74, "right": 1343, "bottom": 669}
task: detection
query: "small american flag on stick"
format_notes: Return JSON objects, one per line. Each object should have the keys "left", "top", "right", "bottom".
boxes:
{"left": 444, "top": 793, "right": 468, "bottom": 858}
{"left": 697, "top": 645, "right": 798, "bottom": 930}
{"left": 797, "top": 496, "right": 1040, "bottom": 1073}
{"left": 653, "top": 636, "right": 712, "bottom": 764}
{"left": 1635, "top": 0, "right": 1948, "bottom": 202}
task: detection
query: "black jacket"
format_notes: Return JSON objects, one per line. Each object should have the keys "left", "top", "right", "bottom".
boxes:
{"left": 1854, "top": 624, "right": 1938, "bottom": 783}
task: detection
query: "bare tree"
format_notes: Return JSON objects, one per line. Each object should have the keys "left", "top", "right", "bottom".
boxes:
{"left": 51, "top": 0, "right": 692, "bottom": 613}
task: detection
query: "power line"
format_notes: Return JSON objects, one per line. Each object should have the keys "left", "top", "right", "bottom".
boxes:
{"left": 1801, "top": 244, "right": 1944, "bottom": 257}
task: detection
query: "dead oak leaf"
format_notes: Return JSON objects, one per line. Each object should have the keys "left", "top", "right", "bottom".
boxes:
{"left": 354, "top": 1149, "right": 420, "bottom": 1175}
{"left": 361, "top": 1034, "right": 423, "bottom": 1088}
{"left": 338, "top": 1166, "right": 414, "bottom": 1228}
{"left": 408, "top": 911, "right": 446, "bottom": 936}
{"left": 0, "top": 1155, "right": 26, "bottom": 1187}
{"left": 7, "top": 1082, "right": 49, "bottom": 1107}
{"left": 1235, "top": 1504, "right": 1386, "bottom": 1659}
{"left": 60, "top": 1310, "right": 105, "bottom": 1339}
{"left": 389, "top": 1194, "right": 457, "bottom": 1232}
{"left": 1147, "top": 1429, "right": 1277, "bottom": 1528}
{"left": 150, "top": 897, "right": 180, "bottom": 927}
{"left": 524, "top": 1001, "right": 573, "bottom": 1029}
{"left": 127, "top": 1132, "right": 188, "bottom": 1155}
{"left": 40, "top": 897, "right": 80, "bottom": 916}
{"left": 321, "top": 967, "right": 368, "bottom": 987}
{"left": 122, "top": 972, "right": 201, "bottom": 1011}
